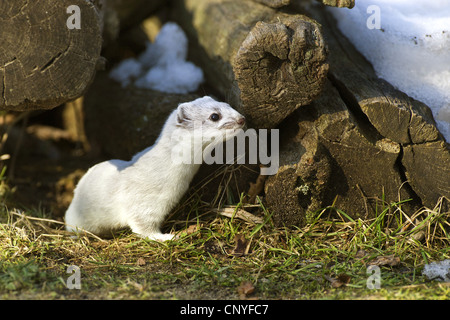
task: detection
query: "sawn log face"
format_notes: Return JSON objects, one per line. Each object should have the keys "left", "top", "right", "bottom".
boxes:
{"left": 0, "top": 0, "right": 102, "bottom": 111}
{"left": 174, "top": 0, "right": 329, "bottom": 128}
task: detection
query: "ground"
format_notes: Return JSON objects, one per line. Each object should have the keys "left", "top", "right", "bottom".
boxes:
{"left": 0, "top": 124, "right": 449, "bottom": 301}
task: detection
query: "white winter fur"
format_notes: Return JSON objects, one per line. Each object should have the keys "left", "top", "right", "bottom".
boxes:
{"left": 65, "top": 96, "right": 245, "bottom": 241}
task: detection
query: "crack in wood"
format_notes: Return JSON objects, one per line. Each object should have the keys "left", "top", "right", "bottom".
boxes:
{"left": 328, "top": 74, "right": 423, "bottom": 205}
{"left": 3, "top": 57, "right": 17, "bottom": 68}
{"left": 1, "top": 71, "right": 5, "bottom": 104}
{"left": 394, "top": 145, "right": 423, "bottom": 205}
{"left": 40, "top": 51, "right": 64, "bottom": 73}
{"left": 327, "top": 72, "right": 384, "bottom": 144}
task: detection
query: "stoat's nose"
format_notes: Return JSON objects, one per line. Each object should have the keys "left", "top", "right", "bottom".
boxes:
{"left": 237, "top": 116, "right": 246, "bottom": 126}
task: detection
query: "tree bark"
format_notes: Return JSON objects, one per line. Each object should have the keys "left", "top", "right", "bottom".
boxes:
{"left": 173, "top": 0, "right": 329, "bottom": 128}
{"left": 0, "top": 0, "right": 103, "bottom": 111}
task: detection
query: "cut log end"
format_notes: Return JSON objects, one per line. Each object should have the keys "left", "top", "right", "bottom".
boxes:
{"left": 317, "top": 0, "right": 355, "bottom": 8}
{"left": 174, "top": 0, "right": 329, "bottom": 129}
{"left": 250, "top": 0, "right": 291, "bottom": 8}
{"left": 234, "top": 15, "right": 329, "bottom": 128}
{"left": 0, "top": 0, "right": 103, "bottom": 111}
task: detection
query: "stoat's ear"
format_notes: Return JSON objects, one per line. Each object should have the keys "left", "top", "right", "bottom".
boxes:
{"left": 176, "top": 103, "right": 191, "bottom": 126}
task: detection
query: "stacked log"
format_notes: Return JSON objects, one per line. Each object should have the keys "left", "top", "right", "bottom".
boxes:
{"left": 173, "top": 0, "right": 329, "bottom": 128}
{"left": 0, "top": 0, "right": 103, "bottom": 111}
{"left": 0, "top": 0, "right": 168, "bottom": 112}
{"left": 312, "top": 3, "right": 450, "bottom": 208}
{"left": 4, "top": 0, "right": 447, "bottom": 227}
{"left": 84, "top": 0, "right": 448, "bottom": 226}
{"left": 262, "top": 2, "right": 449, "bottom": 225}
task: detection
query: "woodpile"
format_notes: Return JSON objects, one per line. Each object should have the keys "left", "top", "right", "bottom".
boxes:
{"left": 263, "top": 2, "right": 449, "bottom": 224}
{"left": 3, "top": 0, "right": 449, "bottom": 227}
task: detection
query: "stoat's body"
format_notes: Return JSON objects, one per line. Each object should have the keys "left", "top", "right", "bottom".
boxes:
{"left": 65, "top": 96, "right": 245, "bottom": 241}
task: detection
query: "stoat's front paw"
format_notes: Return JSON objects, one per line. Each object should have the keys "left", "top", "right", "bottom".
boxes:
{"left": 147, "top": 233, "right": 178, "bottom": 242}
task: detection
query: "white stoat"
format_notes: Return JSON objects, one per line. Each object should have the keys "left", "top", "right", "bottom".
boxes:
{"left": 65, "top": 96, "right": 245, "bottom": 241}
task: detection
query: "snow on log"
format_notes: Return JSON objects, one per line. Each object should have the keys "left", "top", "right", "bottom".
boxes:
{"left": 328, "top": 0, "right": 450, "bottom": 142}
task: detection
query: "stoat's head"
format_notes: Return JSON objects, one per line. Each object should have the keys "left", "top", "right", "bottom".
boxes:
{"left": 175, "top": 96, "right": 246, "bottom": 145}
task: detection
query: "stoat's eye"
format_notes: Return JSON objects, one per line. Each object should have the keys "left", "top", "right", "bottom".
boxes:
{"left": 209, "top": 113, "right": 221, "bottom": 122}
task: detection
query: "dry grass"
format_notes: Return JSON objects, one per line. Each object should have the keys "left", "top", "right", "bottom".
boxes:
{"left": 0, "top": 187, "right": 449, "bottom": 299}
{"left": 0, "top": 158, "right": 448, "bottom": 299}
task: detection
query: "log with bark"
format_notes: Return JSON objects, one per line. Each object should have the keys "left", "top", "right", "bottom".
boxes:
{"left": 105, "top": 0, "right": 166, "bottom": 31}
{"left": 0, "top": 0, "right": 103, "bottom": 111}
{"left": 264, "top": 3, "right": 449, "bottom": 225}
{"left": 173, "top": 0, "right": 329, "bottom": 128}
{"left": 248, "top": 0, "right": 355, "bottom": 9}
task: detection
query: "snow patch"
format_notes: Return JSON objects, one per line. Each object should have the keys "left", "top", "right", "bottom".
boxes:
{"left": 109, "top": 22, "right": 204, "bottom": 94}
{"left": 422, "top": 259, "right": 450, "bottom": 282}
{"left": 328, "top": 0, "right": 450, "bottom": 142}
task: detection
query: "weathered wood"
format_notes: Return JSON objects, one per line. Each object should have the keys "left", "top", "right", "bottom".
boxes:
{"left": 173, "top": 0, "right": 328, "bottom": 128}
{"left": 0, "top": 0, "right": 103, "bottom": 111}
{"left": 310, "top": 4, "right": 450, "bottom": 207}
{"left": 84, "top": 71, "right": 198, "bottom": 159}
{"left": 265, "top": 81, "right": 414, "bottom": 227}
{"left": 268, "top": 2, "right": 450, "bottom": 217}
{"left": 403, "top": 142, "right": 450, "bottom": 206}
{"left": 316, "top": 0, "right": 355, "bottom": 8}
{"left": 248, "top": 0, "right": 291, "bottom": 8}
{"left": 106, "top": 0, "right": 166, "bottom": 30}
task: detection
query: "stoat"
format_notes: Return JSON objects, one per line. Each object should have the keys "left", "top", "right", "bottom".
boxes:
{"left": 65, "top": 96, "right": 245, "bottom": 241}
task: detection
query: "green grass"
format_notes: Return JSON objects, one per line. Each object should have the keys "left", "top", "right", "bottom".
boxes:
{"left": 0, "top": 187, "right": 449, "bottom": 299}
